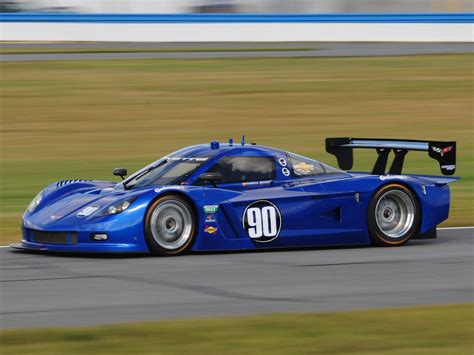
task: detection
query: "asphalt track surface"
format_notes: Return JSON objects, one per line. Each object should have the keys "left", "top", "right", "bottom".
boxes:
{"left": 1, "top": 42, "right": 473, "bottom": 61}
{"left": 0, "top": 228, "right": 472, "bottom": 329}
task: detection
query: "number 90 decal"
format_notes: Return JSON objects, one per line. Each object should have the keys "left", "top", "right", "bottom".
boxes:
{"left": 243, "top": 200, "right": 282, "bottom": 243}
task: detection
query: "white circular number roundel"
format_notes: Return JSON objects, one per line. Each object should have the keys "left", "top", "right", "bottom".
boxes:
{"left": 243, "top": 200, "right": 282, "bottom": 243}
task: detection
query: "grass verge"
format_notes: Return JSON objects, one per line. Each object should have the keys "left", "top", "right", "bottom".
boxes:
{"left": 1, "top": 54, "right": 473, "bottom": 243}
{"left": 0, "top": 47, "right": 312, "bottom": 55}
{"left": 1, "top": 304, "right": 473, "bottom": 354}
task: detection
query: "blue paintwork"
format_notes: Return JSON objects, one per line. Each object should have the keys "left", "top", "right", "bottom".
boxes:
{"left": 18, "top": 142, "right": 458, "bottom": 254}
{"left": 1, "top": 13, "right": 473, "bottom": 24}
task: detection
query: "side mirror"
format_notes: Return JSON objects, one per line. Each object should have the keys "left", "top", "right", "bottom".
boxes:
{"left": 113, "top": 168, "right": 128, "bottom": 180}
{"left": 198, "top": 172, "right": 222, "bottom": 186}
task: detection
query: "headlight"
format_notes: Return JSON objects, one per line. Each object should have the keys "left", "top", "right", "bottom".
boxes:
{"left": 100, "top": 197, "right": 136, "bottom": 216}
{"left": 27, "top": 191, "right": 44, "bottom": 213}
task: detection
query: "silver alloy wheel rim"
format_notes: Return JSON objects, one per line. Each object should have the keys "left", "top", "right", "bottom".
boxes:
{"left": 375, "top": 190, "right": 415, "bottom": 239}
{"left": 149, "top": 200, "right": 193, "bottom": 250}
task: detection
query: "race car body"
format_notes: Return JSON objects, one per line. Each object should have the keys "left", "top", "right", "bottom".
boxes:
{"left": 12, "top": 137, "right": 458, "bottom": 255}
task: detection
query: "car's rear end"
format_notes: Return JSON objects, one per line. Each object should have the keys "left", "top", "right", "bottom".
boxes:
{"left": 325, "top": 137, "right": 458, "bottom": 245}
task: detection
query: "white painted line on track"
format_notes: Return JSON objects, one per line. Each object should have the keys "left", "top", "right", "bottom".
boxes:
{"left": 0, "top": 226, "right": 472, "bottom": 248}
{"left": 438, "top": 226, "right": 474, "bottom": 230}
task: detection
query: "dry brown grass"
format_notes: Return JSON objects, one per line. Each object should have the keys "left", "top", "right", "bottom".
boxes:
{"left": 1, "top": 304, "right": 473, "bottom": 354}
{"left": 1, "top": 55, "right": 473, "bottom": 243}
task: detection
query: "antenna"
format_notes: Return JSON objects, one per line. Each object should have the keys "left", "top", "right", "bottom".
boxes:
{"left": 241, "top": 135, "right": 245, "bottom": 146}
{"left": 229, "top": 138, "right": 233, "bottom": 146}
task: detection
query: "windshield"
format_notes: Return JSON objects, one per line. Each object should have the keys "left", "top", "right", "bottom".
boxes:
{"left": 122, "top": 155, "right": 211, "bottom": 190}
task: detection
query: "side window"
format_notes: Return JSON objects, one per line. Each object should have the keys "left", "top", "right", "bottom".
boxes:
{"left": 289, "top": 153, "right": 326, "bottom": 177}
{"left": 207, "top": 156, "right": 275, "bottom": 184}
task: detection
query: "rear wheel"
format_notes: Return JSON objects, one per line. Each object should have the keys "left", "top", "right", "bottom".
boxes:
{"left": 144, "top": 195, "right": 196, "bottom": 256}
{"left": 368, "top": 184, "right": 420, "bottom": 246}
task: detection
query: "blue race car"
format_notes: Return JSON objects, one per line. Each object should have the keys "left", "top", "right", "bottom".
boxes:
{"left": 12, "top": 137, "right": 458, "bottom": 256}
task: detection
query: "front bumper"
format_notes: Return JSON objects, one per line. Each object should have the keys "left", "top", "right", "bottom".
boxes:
{"left": 10, "top": 241, "right": 147, "bottom": 254}
{"left": 14, "top": 223, "right": 150, "bottom": 254}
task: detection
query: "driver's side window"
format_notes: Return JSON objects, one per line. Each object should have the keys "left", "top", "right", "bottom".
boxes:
{"left": 206, "top": 156, "right": 275, "bottom": 184}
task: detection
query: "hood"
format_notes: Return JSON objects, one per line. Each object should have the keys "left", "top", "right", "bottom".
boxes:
{"left": 24, "top": 181, "right": 203, "bottom": 229}
{"left": 26, "top": 180, "right": 137, "bottom": 226}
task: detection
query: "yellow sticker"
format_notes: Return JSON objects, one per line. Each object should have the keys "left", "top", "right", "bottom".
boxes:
{"left": 294, "top": 162, "right": 315, "bottom": 174}
{"left": 204, "top": 225, "right": 218, "bottom": 234}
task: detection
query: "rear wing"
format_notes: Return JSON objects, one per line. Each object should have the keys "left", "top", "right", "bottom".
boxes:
{"left": 326, "top": 137, "right": 456, "bottom": 176}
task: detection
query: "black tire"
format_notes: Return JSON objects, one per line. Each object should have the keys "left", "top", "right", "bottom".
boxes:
{"left": 144, "top": 195, "right": 196, "bottom": 256}
{"left": 368, "top": 183, "right": 420, "bottom": 246}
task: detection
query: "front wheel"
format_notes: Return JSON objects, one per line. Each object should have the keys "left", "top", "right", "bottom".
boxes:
{"left": 368, "top": 184, "right": 420, "bottom": 246}
{"left": 144, "top": 195, "right": 196, "bottom": 256}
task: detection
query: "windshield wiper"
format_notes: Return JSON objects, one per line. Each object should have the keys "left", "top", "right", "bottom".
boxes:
{"left": 123, "top": 159, "right": 167, "bottom": 190}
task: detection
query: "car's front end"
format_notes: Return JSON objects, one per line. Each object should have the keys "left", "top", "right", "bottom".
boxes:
{"left": 13, "top": 180, "right": 153, "bottom": 253}
{"left": 12, "top": 145, "right": 222, "bottom": 254}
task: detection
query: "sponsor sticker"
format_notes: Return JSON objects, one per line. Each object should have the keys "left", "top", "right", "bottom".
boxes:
{"left": 379, "top": 175, "right": 407, "bottom": 181}
{"left": 204, "top": 225, "right": 218, "bottom": 235}
{"left": 203, "top": 205, "right": 218, "bottom": 214}
{"left": 77, "top": 205, "right": 99, "bottom": 217}
{"left": 242, "top": 180, "right": 272, "bottom": 187}
{"left": 205, "top": 214, "right": 216, "bottom": 223}
{"left": 294, "top": 162, "right": 315, "bottom": 175}
{"left": 431, "top": 146, "right": 453, "bottom": 157}
{"left": 242, "top": 200, "right": 282, "bottom": 243}
{"left": 441, "top": 164, "right": 456, "bottom": 171}
{"left": 421, "top": 185, "right": 427, "bottom": 196}
{"left": 169, "top": 157, "right": 209, "bottom": 162}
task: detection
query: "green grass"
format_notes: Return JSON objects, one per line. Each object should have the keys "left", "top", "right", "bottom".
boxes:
{"left": 1, "top": 54, "right": 473, "bottom": 244}
{"left": 1, "top": 304, "right": 473, "bottom": 354}
{"left": 0, "top": 47, "right": 312, "bottom": 55}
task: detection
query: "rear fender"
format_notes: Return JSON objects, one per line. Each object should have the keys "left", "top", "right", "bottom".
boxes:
{"left": 382, "top": 177, "right": 452, "bottom": 235}
{"left": 322, "top": 174, "right": 452, "bottom": 237}
{"left": 407, "top": 180, "right": 451, "bottom": 234}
